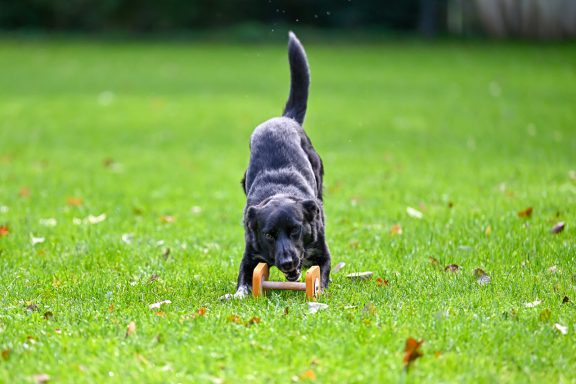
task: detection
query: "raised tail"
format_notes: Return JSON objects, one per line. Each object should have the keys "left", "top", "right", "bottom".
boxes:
{"left": 283, "top": 31, "right": 310, "bottom": 126}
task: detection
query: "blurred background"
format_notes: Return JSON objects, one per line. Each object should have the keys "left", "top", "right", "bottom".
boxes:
{"left": 1, "top": 0, "right": 576, "bottom": 39}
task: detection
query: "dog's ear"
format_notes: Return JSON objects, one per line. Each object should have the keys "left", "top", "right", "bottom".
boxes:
{"left": 301, "top": 199, "right": 319, "bottom": 222}
{"left": 245, "top": 206, "right": 259, "bottom": 231}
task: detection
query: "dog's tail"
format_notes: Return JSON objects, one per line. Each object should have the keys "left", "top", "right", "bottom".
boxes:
{"left": 283, "top": 31, "right": 310, "bottom": 126}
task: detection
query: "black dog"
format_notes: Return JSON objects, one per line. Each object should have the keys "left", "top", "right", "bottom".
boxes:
{"left": 229, "top": 32, "right": 331, "bottom": 299}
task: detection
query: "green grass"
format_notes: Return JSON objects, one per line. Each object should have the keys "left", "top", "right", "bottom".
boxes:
{"left": 0, "top": 38, "right": 575, "bottom": 383}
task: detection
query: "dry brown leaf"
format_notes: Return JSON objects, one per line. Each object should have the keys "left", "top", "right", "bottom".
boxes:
{"left": 19, "top": 187, "right": 30, "bottom": 198}
{"left": 148, "top": 274, "right": 159, "bottom": 284}
{"left": 376, "top": 277, "right": 389, "bottom": 287}
{"left": 390, "top": 224, "right": 403, "bottom": 236}
{"left": 126, "top": 321, "right": 136, "bottom": 338}
{"left": 247, "top": 316, "right": 261, "bottom": 326}
{"left": 300, "top": 369, "right": 316, "bottom": 380}
{"left": 550, "top": 222, "right": 565, "bottom": 234}
{"left": 444, "top": 264, "right": 460, "bottom": 273}
{"left": 66, "top": 197, "right": 83, "bottom": 206}
{"left": 474, "top": 268, "right": 491, "bottom": 285}
{"left": 160, "top": 215, "right": 175, "bottom": 224}
{"left": 403, "top": 337, "right": 424, "bottom": 369}
{"left": 227, "top": 315, "right": 242, "bottom": 324}
{"left": 0, "top": 225, "right": 8, "bottom": 237}
{"left": 517, "top": 207, "right": 533, "bottom": 218}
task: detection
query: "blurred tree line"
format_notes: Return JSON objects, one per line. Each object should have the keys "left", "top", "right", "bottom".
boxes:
{"left": 1, "top": 0, "right": 574, "bottom": 38}
{"left": 0, "top": 0, "right": 437, "bottom": 33}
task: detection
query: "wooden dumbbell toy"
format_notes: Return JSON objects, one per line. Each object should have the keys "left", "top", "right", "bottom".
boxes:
{"left": 252, "top": 263, "right": 321, "bottom": 300}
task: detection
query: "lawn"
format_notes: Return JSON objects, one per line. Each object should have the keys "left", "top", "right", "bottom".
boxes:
{"left": 0, "top": 37, "right": 575, "bottom": 383}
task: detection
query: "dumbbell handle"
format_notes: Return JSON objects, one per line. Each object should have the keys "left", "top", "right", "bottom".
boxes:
{"left": 262, "top": 281, "right": 306, "bottom": 291}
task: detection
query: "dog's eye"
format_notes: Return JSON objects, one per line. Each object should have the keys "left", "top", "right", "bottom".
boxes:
{"left": 264, "top": 232, "right": 274, "bottom": 240}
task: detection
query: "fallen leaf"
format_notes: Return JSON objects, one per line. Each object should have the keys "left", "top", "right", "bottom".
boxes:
{"left": 562, "top": 296, "right": 570, "bottom": 304}
{"left": 444, "top": 264, "right": 460, "bottom": 273}
{"left": 67, "top": 197, "right": 83, "bottom": 206}
{"left": 148, "top": 274, "right": 159, "bottom": 284}
{"left": 376, "top": 277, "right": 389, "bottom": 287}
{"left": 332, "top": 262, "right": 346, "bottom": 274}
{"left": 19, "top": 187, "right": 30, "bottom": 197}
{"left": 247, "top": 316, "right": 261, "bottom": 326}
{"left": 121, "top": 233, "right": 133, "bottom": 244}
{"left": 554, "top": 323, "right": 568, "bottom": 335}
{"left": 160, "top": 215, "right": 175, "bottom": 224}
{"left": 474, "top": 268, "right": 491, "bottom": 285}
{"left": 307, "top": 302, "right": 328, "bottom": 314}
{"left": 43, "top": 311, "right": 53, "bottom": 320}
{"left": 550, "top": 222, "right": 565, "bottom": 234}
{"left": 1, "top": 349, "right": 11, "bottom": 360}
{"left": 30, "top": 234, "right": 45, "bottom": 246}
{"left": 539, "top": 308, "right": 551, "bottom": 321}
{"left": 524, "top": 300, "right": 541, "bottom": 308}
{"left": 485, "top": 225, "right": 492, "bottom": 236}
{"left": 149, "top": 300, "right": 171, "bottom": 310}
{"left": 390, "top": 224, "right": 403, "bottom": 235}
{"left": 517, "top": 207, "right": 533, "bottom": 218}
{"left": 227, "top": 315, "right": 242, "bottom": 324}
{"left": 300, "top": 369, "right": 316, "bottom": 380}
{"left": 0, "top": 225, "right": 8, "bottom": 237}
{"left": 406, "top": 207, "right": 423, "bottom": 219}
{"left": 346, "top": 272, "right": 373, "bottom": 280}
{"left": 403, "top": 337, "right": 424, "bottom": 369}
{"left": 87, "top": 214, "right": 106, "bottom": 224}
{"left": 38, "top": 219, "right": 58, "bottom": 230}
{"left": 32, "top": 374, "right": 50, "bottom": 384}
{"left": 126, "top": 321, "right": 136, "bottom": 338}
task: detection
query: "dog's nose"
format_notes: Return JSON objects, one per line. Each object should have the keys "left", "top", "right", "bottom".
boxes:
{"left": 279, "top": 259, "right": 295, "bottom": 272}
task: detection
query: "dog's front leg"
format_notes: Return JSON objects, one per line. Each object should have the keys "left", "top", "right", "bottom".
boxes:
{"left": 234, "top": 252, "right": 259, "bottom": 298}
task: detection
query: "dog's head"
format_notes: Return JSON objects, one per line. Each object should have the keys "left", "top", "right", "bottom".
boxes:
{"left": 245, "top": 196, "right": 320, "bottom": 281}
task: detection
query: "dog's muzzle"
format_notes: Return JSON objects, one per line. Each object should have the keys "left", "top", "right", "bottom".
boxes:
{"left": 283, "top": 269, "right": 301, "bottom": 282}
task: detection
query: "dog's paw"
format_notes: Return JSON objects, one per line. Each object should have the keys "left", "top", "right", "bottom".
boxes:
{"left": 233, "top": 286, "right": 250, "bottom": 299}
{"left": 219, "top": 286, "right": 250, "bottom": 301}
